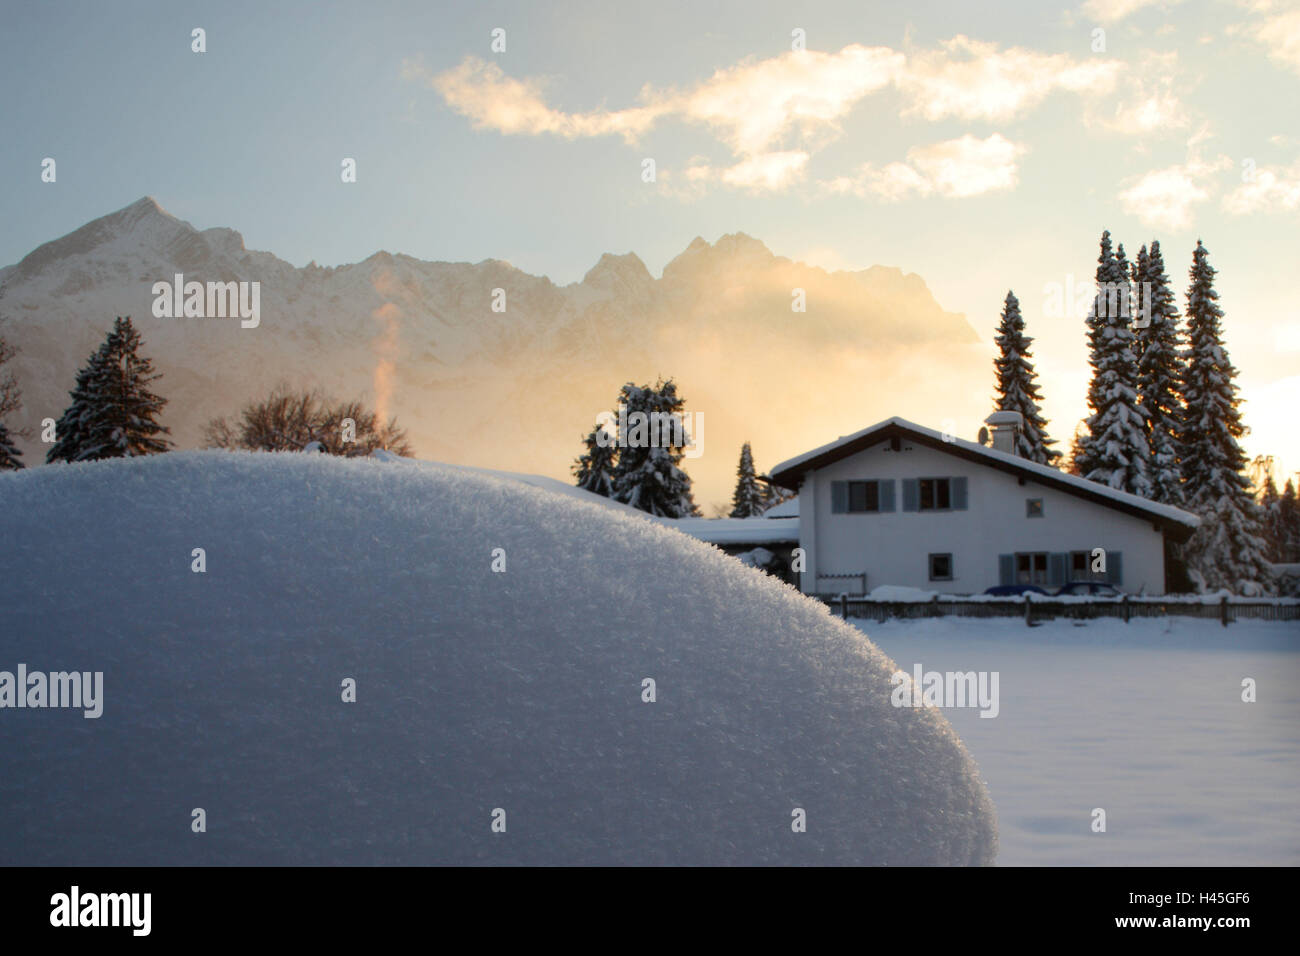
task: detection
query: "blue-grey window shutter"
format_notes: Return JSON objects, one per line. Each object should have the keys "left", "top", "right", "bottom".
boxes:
{"left": 998, "top": 554, "right": 1013, "bottom": 586}
{"left": 1048, "top": 552, "right": 1068, "bottom": 587}
{"left": 879, "top": 479, "right": 896, "bottom": 512}
{"left": 1108, "top": 551, "right": 1123, "bottom": 585}
{"left": 902, "top": 479, "right": 919, "bottom": 512}
{"left": 831, "top": 481, "right": 847, "bottom": 514}
{"left": 952, "top": 476, "right": 968, "bottom": 510}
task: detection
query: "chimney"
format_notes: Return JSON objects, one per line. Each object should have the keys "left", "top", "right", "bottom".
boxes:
{"left": 984, "top": 410, "right": 1024, "bottom": 456}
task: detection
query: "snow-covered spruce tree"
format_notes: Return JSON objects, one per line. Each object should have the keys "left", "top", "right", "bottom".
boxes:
{"left": 573, "top": 424, "right": 617, "bottom": 498}
{"left": 611, "top": 379, "right": 700, "bottom": 518}
{"left": 1082, "top": 237, "right": 1151, "bottom": 496}
{"left": 1179, "top": 241, "right": 1273, "bottom": 593}
{"left": 1074, "top": 232, "right": 1115, "bottom": 478}
{"left": 1259, "top": 473, "right": 1284, "bottom": 562}
{"left": 0, "top": 421, "right": 22, "bottom": 470}
{"left": 729, "top": 442, "right": 765, "bottom": 517}
{"left": 0, "top": 332, "right": 25, "bottom": 469}
{"left": 1063, "top": 422, "right": 1088, "bottom": 476}
{"left": 992, "top": 290, "right": 1060, "bottom": 465}
{"left": 48, "top": 317, "right": 171, "bottom": 462}
{"left": 46, "top": 340, "right": 106, "bottom": 463}
{"left": 1280, "top": 479, "right": 1300, "bottom": 563}
{"left": 1134, "top": 241, "right": 1186, "bottom": 506}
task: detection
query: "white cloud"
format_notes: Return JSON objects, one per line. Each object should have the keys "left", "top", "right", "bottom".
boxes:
{"left": 1223, "top": 161, "right": 1300, "bottom": 214}
{"left": 1234, "top": 5, "right": 1300, "bottom": 75}
{"left": 419, "top": 46, "right": 901, "bottom": 155}
{"left": 683, "top": 152, "right": 813, "bottom": 193}
{"left": 1119, "top": 149, "right": 1232, "bottom": 229}
{"left": 409, "top": 58, "right": 663, "bottom": 141}
{"left": 911, "top": 134, "right": 1027, "bottom": 196}
{"left": 897, "top": 35, "right": 1120, "bottom": 122}
{"left": 675, "top": 46, "right": 903, "bottom": 156}
{"left": 1087, "top": 51, "right": 1189, "bottom": 133}
{"left": 826, "top": 134, "right": 1026, "bottom": 200}
{"left": 1080, "top": 0, "right": 1187, "bottom": 23}
{"left": 717, "top": 152, "right": 811, "bottom": 192}
{"left": 416, "top": 38, "right": 1155, "bottom": 196}
{"left": 825, "top": 161, "right": 934, "bottom": 201}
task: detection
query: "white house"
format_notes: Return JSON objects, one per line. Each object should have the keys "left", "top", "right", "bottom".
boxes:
{"left": 765, "top": 414, "right": 1200, "bottom": 596}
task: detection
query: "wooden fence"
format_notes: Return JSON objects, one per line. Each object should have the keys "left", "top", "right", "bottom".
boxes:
{"left": 821, "top": 594, "right": 1300, "bottom": 627}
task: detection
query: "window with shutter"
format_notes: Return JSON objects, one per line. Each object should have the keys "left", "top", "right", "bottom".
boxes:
{"left": 998, "top": 553, "right": 1013, "bottom": 586}
{"left": 1015, "top": 552, "right": 1048, "bottom": 585}
{"left": 918, "top": 478, "right": 951, "bottom": 510}
{"left": 831, "top": 481, "right": 847, "bottom": 514}
{"left": 879, "top": 479, "right": 896, "bottom": 512}
{"left": 1048, "top": 552, "right": 1068, "bottom": 586}
{"left": 847, "top": 480, "right": 880, "bottom": 512}
{"left": 902, "top": 479, "right": 919, "bottom": 512}
{"left": 952, "top": 476, "right": 968, "bottom": 510}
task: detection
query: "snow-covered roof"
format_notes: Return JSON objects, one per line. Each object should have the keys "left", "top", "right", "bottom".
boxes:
{"left": 668, "top": 516, "right": 800, "bottom": 546}
{"left": 771, "top": 416, "right": 1200, "bottom": 535}
{"left": 763, "top": 495, "right": 799, "bottom": 518}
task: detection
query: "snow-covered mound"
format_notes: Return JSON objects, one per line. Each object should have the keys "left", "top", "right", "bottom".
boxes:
{"left": 0, "top": 452, "right": 996, "bottom": 865}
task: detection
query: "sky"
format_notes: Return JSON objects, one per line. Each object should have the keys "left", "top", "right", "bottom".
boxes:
{"left": 3, "top": 0, "right": 1298, "bottom": 485}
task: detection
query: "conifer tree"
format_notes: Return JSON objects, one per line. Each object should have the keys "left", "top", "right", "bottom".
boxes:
{"left": 1134, "top": 240, "right": 1186, "bottom": 506}
{"left": 573, "top": 423, "right": 617, "bottom": 498}
{"left": 729, "top": 442, "right": 765, "bottom": 517}
{"left": 1259, "top": 472, "right": 1283, "bottom": 562}
{"left": 0, "top": 332, "right": 24, "bottom": 470}
{"left": 992, "top": 290, "right": 1060, "bottom": 465}
{"left": 1082, "top": 235, "right": 1151, "bottom": 496}
{"left": 0, "top": 420, "right": 22, "bottom": 471}
{"left": 48, "top": 317, "right": 171, "bottom": 462}
{"left": 1074, "top": 232, "right": 1114, "bottom": 478}
{"left": 611, "top": 379, "right": 700, "bottom": 517}
{"left": 1280, "top": 479, "right": 1300, "bottom": 563}
{"left": 1179, "top": 242, "right": 1273, "bottom": 593}
{"left": 46, "top": 343, "right": 103, "bottom": 463}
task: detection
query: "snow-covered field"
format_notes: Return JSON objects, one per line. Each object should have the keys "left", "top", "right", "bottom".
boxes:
{"left": 0, "top": 451, "right": 995, "bottom": 866}
{"left": 859, "top": 616, "right": 1300, "bottom": 865}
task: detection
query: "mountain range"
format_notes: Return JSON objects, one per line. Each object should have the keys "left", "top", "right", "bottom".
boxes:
{"left": 0, "top": 197, "right": 987, "bottom": 507}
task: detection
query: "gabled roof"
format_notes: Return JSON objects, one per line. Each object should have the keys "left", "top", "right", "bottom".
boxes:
{"left": 770, "top": 417, "right": 1200, "bottom": 539}
{"left": 669, "top": 516, "right": 800, "bottom": 546}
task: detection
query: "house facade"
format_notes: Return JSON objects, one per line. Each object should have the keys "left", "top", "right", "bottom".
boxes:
{"left": 768, "top": 416, "right": 1199, "bottom": 596}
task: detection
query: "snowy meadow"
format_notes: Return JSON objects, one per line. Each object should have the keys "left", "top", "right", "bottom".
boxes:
{"left": 862, "top": 616, "right": 1300, "bottom": 865}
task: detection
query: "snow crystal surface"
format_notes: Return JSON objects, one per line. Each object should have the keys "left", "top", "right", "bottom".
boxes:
{"left": 0, "top": 452, "right": 996, "bottom": 865}
{"left": 861, "top": 616, "right": 1300, "bottom": 865}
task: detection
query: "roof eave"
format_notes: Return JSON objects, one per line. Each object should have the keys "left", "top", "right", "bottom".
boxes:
{"left": 770, "top": 420, "right": 1199, "bottom": 537}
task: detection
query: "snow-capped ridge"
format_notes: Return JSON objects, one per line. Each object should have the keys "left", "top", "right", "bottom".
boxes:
{"left": 580, "top": 251, "right": 653, "bottom": 289}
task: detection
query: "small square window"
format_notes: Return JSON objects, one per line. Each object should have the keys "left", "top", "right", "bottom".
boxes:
{"left": 919, "top": 478, "right": 951, "bottom": 511}
{"left": 1026, "top": 498, "right": 1044, "bottom": 518}
{"left": 929, "top": 553, "right": 953, "bottom": 581}
{"left": 848, "top": 480, "right": 879, "bottom": 513}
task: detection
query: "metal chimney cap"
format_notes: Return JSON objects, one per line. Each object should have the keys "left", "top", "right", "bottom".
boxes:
{"left": 984, "top": 410, "right": 1025, "bottom": 428}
